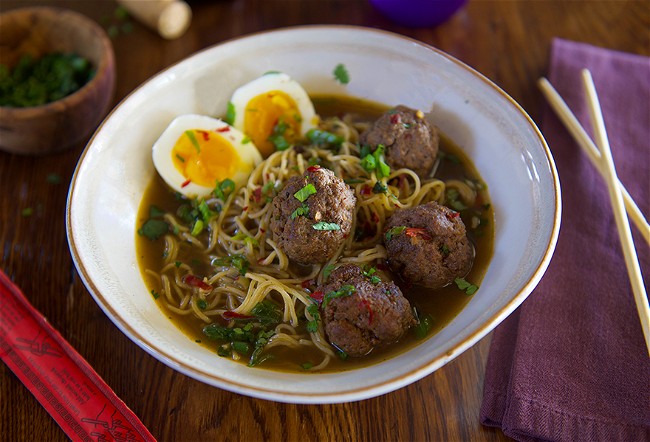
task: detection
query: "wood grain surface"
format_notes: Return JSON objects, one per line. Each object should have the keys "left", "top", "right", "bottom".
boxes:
{"left": 1, "top": 1, "right": 648, "bottom": 441}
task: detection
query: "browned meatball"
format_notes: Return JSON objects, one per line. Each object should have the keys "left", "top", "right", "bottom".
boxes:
{"left": 319, "top": 264, "right": 416, "bottom": 357}
{"left": 269, "top": 166, "right": 356, "bottom": 264}
{"left": 360, "top": 105, "right": 439, "bottom": 178}
{"left": 384, "top": 202, "right": 473, "bottom": 289}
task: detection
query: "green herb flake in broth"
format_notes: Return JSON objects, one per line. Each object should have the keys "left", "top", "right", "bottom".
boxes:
{"left": 138, "top": 219, "right": 169, "bottom": 240}
{"left": 454, "top": 277, "right": 479, "bottom": 295}
{"left": 251, "top": 301, "right": 282, "bottom": 326}
{"left": 212, "top": 254, "right": 250, "bottom": 276}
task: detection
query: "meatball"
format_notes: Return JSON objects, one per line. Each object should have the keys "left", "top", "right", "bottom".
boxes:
{"left": 360, "top": 105, "right": 439, "bottom": 178}
{"left": 384, "top": 202, "right": 473, "bottom": 289}
{"left": 319, "top": 264, "right": 416, "bottom": 357}
{"left": 269, "top": 166, "right": 356, "bottom": 264}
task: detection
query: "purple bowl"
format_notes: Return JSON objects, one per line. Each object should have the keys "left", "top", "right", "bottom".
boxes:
{"left": 370, "top": 0, "right": 468, "bottom": 28}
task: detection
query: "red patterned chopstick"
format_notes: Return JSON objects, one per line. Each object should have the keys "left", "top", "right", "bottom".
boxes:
{"left": 0, "top": 269, "right": 156, "bottom": 442}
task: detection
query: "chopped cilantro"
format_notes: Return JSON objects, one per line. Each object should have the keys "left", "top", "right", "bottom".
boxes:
{"left": 294, "top": 183, "right": 317, "bottom": 202}
{"left": 212, "top": 254, "right": 250, "bottom": 276}
{"left": 149, "top": 205, "right": 165, "bottom": 218}
{"left": 21, "top": 207, "right": 33, "bottom": 217}
{"left": 213, "top": 178, "right": 235, "bottom": 201}
{"left": 268, "top": 119, "right": 290, "bottom": 151}
{"left": 150, "top": 289, "right": 160, "bottom": 300}
{"left": 333, "top": 63, "right": 350, "bottom": 85}
{"left": 251, "top": 300, "right": 282, "bottom": 326}
{"left": 196, "top": 299, "right": 207, "bottom": 310}
{"left": 138, "top": 219, "right": 169, "bottom": 240}
{"left": 301, "top": 362, "right": 314, "bottom": 370}
{"left": 306, "top": 303, "right": 320, "bottom": 333}
{"left": 312, "top": 221, "right": 340, "bottom": 231}
{"left": 290, "top": 204, "right": 310, "bottom": 219}
{"left": 413, "top": 313, "right": 433, "bottom": 339}
{"left": 306, "top": 128, "right": 343, "bottom": 148}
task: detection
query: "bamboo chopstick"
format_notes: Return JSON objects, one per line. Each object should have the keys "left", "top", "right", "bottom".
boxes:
{"left": 538, "top": 77, "right": 650, "bottom": 246}
{"left": 580, "top": 69, "right": 650, "bottom": 354}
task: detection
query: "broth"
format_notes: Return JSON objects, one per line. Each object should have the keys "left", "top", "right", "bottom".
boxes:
{"left": 136, "top": 95, "right": 494, "bottom": 372}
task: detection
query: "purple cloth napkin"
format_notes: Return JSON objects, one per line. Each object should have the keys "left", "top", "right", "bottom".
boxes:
{"left": 480, "top": 38, "right": 650, "bottom": 441}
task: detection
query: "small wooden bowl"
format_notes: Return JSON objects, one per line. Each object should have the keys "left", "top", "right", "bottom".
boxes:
{"left": 0, "top": 7, "right": 116, "bottom": 155}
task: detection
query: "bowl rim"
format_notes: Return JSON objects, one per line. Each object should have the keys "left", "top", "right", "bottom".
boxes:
{"left": 0, "top": 6, "right": 115, "bottom": 115}
{"left": 66, "top": 24, "right": 561, "bottom": 403}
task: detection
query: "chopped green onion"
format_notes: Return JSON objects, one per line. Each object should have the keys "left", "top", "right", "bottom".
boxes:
{"left": 454, "top": 277, "right": 479, "bottom": 295}
{"left": 190, "top": 219, "right": 204, "bottom": 236}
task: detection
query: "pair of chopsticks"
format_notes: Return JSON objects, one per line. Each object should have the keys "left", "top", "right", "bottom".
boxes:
{"left": 538, "top": 70, "right": 650, "bottom": 355}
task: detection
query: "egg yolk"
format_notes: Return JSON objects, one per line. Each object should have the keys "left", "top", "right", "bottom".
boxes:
{"left": 244, "top": 90, "right": 302, "bottom": 157}
{"left": 171, "top": 129, "right": 240, "bottom": 188}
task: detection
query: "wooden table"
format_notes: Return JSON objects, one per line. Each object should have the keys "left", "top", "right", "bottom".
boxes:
{"left": 1, "top": 1, "right": 648, "bottom": 440}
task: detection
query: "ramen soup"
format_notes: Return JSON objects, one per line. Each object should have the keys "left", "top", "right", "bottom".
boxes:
{"left": 136, "top": 77, "right": 494, "bottom": 373}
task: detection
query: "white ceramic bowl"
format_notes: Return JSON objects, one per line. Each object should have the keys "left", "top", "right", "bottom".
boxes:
{"left": 66, "top": 26, "right": 561, "bottom": 404}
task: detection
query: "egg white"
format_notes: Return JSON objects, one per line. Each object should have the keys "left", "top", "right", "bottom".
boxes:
{"left": 229, "top": 72, "right": 318, "bottom": 155}
{"left": 152, "top": 114, "right": 262, "bottom": 198}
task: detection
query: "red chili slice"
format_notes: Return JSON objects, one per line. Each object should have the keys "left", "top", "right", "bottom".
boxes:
{"left": 307, "top": 165, "right": 321, "bottom": 172}
{"left": 359, "top": 299, "right": 374, "bottom": 324}
{"left": 360, "top": 185, "right": 372, "bottom": 195}
{"left": 182, "top": 274, "right": 212, "bottom": 291}
{"left": 390, "top": 114, "right": 401, "bottom": 125}
{"left": 197, "top": 130, "right": 210, "bottom": 141}
{"left": 181, "top": 179, "right": 191, "bottom": 188}
{"left": 222, "top": 311, "right": 254, "bottom": 320}
{"left": 310, "top": 291, "right": 324, "bottom": 303}
{"left": 405, "top": 227, "right": 432, "bottom": 241}
{"left": 301, "top": 279, "right": 313, "bottom": 289}
{"left": 252, "top": 187, "right": 263, "bottom": 203}
{"left": 216, "top": 127, "right": 230, "bottom": 133}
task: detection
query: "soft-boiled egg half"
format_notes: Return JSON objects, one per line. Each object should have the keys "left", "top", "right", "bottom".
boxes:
{"left": 228, "top": 72, "right": 319, "bottom": 157}
{"left": 152, "top": 114, "right": 263, "bottom": 198}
